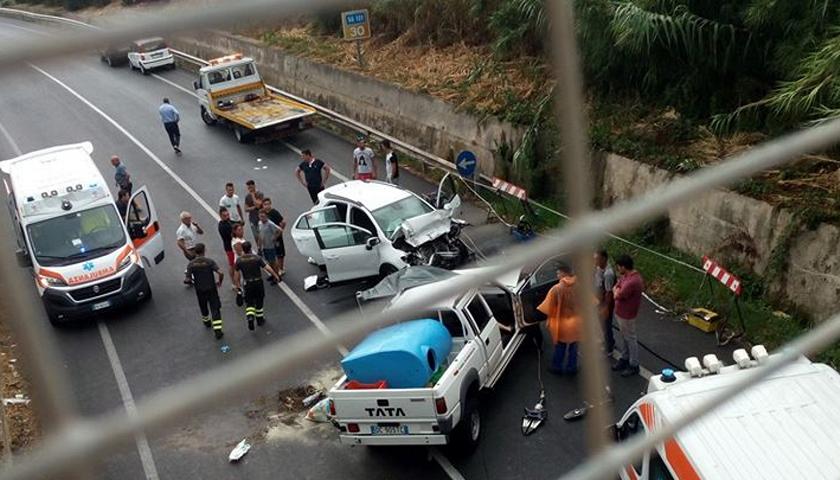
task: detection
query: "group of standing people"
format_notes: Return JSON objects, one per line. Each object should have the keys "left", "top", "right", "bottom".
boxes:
{"left": 176, "top": 180, "right": 288, "bottom": 339}
{"left": 537, "top": 251, "right": 644, "bottom": 378}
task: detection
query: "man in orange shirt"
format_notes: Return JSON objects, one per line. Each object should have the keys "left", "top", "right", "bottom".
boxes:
{"left": 538, "top": 263, "right": 583, "bottom": 375}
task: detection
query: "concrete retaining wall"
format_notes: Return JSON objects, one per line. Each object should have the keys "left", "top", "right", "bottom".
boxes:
{"left": 602, "top": 153, "right": 840, "bottom": 320}
{"left": 170, "top": 31, "right": 523, "bottom": 176}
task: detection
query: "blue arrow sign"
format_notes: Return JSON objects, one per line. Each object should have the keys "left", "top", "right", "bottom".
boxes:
{"left": 344, "top": 11, "right": 367, "bottom": 25}
{"left": 456, "top": 150, "right": 477, "bottom": 178}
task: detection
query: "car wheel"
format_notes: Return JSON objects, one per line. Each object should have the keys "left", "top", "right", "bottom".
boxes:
{"left": 234, "top": 126, "right": 248, "bottom": 143}
{"left": 451, "top": 395, "right": 481, "bottom": 455}
{"left": 200, "top": 107, "right": 216, "bottom": 126}
{"left": 379, "top": 263, "right": 398, "bottom": 279}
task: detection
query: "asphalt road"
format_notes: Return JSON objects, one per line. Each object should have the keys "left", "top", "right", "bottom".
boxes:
{"left": 0, "top": 16, "right": 740, "bottom": 480}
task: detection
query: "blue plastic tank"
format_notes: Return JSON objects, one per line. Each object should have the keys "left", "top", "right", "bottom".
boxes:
{"left": 341, "top": 319, "right": 453, "bottom": 388}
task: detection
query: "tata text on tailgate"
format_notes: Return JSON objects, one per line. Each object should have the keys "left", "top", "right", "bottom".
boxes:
{"left": 193, "top": 53, "right": 316, "bottom": 143}
{"left": 0, "top": 142, "right": 164, "bottom": 324}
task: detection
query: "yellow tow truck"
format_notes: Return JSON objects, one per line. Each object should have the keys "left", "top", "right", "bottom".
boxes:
{"left": 192, "top": 54, "right": 316, "bottom": 143}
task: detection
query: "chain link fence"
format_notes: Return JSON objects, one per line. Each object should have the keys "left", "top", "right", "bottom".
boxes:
{"left": 1, "top": 1, "right": 840, "bottom": 479}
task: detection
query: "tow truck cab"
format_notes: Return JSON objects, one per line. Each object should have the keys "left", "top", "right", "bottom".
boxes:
{"left": 615, "top": 347, "right": 840, "bottom": 480}
{"left": 1, "top": 142, "right": 164, "bottom": 324}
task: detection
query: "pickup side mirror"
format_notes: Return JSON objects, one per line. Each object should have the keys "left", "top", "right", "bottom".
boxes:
{"left": 15, "top": 248, "right": 31, "bottom": 268}
{"left": 193, "top": 80, "right": 200, "bottom": 90}
{"left": 365, "top": 237, "right": 381, "bottom": 250}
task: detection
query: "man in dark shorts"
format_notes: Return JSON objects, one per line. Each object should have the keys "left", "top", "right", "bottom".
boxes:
{"left": 234, "top": 241, "right": 280, "bottom": 331}
{"left": 218, "top": 206, "right": 236, "bottom": 279}
{"left": 186, "top": 243, "right": 225, "bottom": 339}
{"left": 261, "top": 197, "right": 286, "bottom": 276}
{"left": 295, "top": 149, "right": 332, "bottom": 204}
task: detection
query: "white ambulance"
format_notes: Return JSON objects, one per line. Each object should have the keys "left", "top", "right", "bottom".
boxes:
{"left": 1, "top": 142, "right": 164, "bottom": 324}
{"left": 615, "top": 346, "right": 840, "bottom": 479}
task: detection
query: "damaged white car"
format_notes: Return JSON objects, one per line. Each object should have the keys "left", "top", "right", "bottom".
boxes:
{"left": 291, "top": 176, "right": 472, "bottom": 285}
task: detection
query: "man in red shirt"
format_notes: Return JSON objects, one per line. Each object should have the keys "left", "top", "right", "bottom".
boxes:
{"left": 611, "top": 254, "right": 644, "bottom": 377}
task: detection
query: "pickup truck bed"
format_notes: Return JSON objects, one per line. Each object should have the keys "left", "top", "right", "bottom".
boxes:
{"left": 213, "top": 94, "right": 316, "bottom": 130}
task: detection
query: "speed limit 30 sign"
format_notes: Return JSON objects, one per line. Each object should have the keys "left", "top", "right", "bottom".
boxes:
{"left": 342, "top": 9, "right": 371, "bottom": 41}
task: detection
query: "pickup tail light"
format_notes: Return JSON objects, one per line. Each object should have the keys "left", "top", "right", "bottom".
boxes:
{"left": 347, "top": 423, "right": 359, "bottom": 433}
{"left": 329, "top": 399, "right": 336, "bottom": 417}
{"left": 435, "top": 397, "right": 447, "bottom": 414}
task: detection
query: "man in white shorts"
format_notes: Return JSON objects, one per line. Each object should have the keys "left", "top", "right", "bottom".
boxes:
{"left": 352, "top": 137, "right": 377, "bottom": 181}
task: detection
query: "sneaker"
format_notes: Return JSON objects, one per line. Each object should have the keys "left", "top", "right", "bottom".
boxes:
{"left": 256, "top": 317, "right": 265, "bottom": 326}
{"left": 174, "top": 146, "right": 181, "bottom": 153}
{"left": 183, "top": 279, "right": 193, "bottom": 286}
{"left": 214, "top": 330, "right": 224, "bottom": 339}
{"left": 247, "top": 317, "right": 255, "bottom": 331}
{"left": 621, "top": 366, "right": 641, "bottom": 377}
{"left": 611, "top": 359, "right": 629, "bottom": 371}
{"left": 202, "top": 319, "right": 211, "bottom": 328}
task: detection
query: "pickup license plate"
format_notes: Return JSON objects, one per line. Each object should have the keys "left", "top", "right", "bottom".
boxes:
{"left": 92, "top": 300, "right": 111, "bottom": 311}
{"left": 370, "top": 425, "right": 408, "bottom": 435}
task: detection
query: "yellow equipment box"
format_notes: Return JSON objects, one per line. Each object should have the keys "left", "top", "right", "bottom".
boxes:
{"left": 686, "top": 308, "right": 720, "bottom": 333}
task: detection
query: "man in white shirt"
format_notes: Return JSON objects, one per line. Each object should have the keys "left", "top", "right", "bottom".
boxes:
{"left": 219, "top": 182, "right": 244, "bottom": 223}
{"left": 176, "top": 211, "right": 204, "bottom": 284}
{"left": 352, "top": 137, "right": 377, "bottom": 181}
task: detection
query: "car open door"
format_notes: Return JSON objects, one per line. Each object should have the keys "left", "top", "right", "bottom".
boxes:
{"left": 291, "top": 205, "right": 341, "bottom": 265}
{"left": 125, "top": 186, "right": 164, "bottom": 267}
{"left": 517, "top": 256, "right": 568, "bottom": 327}
{"left": 313, "top": 223, "right": 381, "bottom": 283}
{"left": 463, "top": 293, "right": 504, "bottom": 385}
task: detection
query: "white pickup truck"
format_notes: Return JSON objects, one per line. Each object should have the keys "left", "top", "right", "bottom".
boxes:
{"left": 329, "top": 258, "right": 561, "bottom": 451}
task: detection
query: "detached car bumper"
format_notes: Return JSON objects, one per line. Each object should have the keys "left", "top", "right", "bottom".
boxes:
{"left": 42, "top": 265, "right": 151, "bottom": 322}
{"left": 339, "top": 433, "right": 448, "bottom": 446}
{"left": 140, "top": 55, "right": 174, "bottom": 69}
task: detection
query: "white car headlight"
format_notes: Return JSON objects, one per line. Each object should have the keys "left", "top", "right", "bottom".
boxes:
{"left": 37, "top": 274, "right": 66, "bottom": 289}
{"left": 117, "top": 250, "right": 140, "bottom": 271}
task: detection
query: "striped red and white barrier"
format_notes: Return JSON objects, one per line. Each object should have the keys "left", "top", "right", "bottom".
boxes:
{"left": 702, "top": 256, "right": 742, "bottom": 296}
{"left": 492, "top": 177, "right": 527, "bottom": 201}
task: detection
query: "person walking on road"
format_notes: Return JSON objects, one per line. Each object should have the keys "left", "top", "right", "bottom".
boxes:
{"left": 219, "top": 182, "right": 244, "bottom": 223}
{"left": 612, "top": 254, "right": 645, "bottom": 377}
{"left": 538, "top": 263, "right": 583, "bottom": 375}
{"left": 159, "top": 97, "right": 181, "bottom": 154}
{"left": 218, "top": 206, "right": 236, "bottom": 279}
{"left": 111, "top": 155, "right": 132, "bottom": 194}
{"left": 244, "top": 180, "right": 262, "bottom": 240}
{"left": 186, "top": 243, "right": 225, "bottom": 339}
{"left": 257, "top": 209, "right": 283, "bottom": 284}
{"left": 234, "top": 241, "right": 280, "bottom": 331}
{"left": 594, "top": 249, "right": 617, "bottom": 356}
{"left": 295, "top": 149, "right": 331, "bottom": 204}
{"left": 261, "top": 197, "right": 287, "bottom": 276}
{"left": 176, "top": 211, "right": 204, "bottom": 285}
{"left": 382, "top": 139, "right": 399, "bottom": 185}
{"left": 352, "top": 137, "right": 377, "bottom": 181}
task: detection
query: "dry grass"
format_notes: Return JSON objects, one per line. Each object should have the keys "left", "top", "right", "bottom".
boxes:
{"left": 242, "top": 24, "right": 547, "bottom": 116}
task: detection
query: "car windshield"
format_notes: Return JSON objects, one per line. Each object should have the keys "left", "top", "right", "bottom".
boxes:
{"left": 27, "top": 205, "right": 126, "bottom": 267}
{"left": 139, "top": 39, "right": 167, "bottom": 51}
{"left": 371, "top": 195, "right": 434, "bottom": 239}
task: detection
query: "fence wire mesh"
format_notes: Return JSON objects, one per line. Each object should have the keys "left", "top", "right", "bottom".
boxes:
{"left": 0, "top": 1, "right": 839, "bottom": 480}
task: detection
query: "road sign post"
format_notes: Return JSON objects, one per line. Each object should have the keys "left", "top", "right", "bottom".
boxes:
{"left": 341, "top": 9, "right": 371, "bottom": 69}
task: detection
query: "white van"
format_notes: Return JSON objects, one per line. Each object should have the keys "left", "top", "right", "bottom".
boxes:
{"left": 614, "top": 346, "right": 840, "bottom": 479}
{"left": 1, "top": 142, "right": 164, "bottom": 324}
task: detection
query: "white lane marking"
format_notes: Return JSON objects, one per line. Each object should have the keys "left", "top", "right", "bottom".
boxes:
{"left": 98, "top": 323, "right": 160, "bottom": 480}
{"left": 31, "top": 64, "right": 348, "bottom": 355}
{"left": 0, "top": 21, "right": 49, "bottom": 36}
{"left": 151, "top": 72, "right": 194, "bottom": 96}
{"left": 278, "top": 282, "right": 349, "bottom": 356}
{"left": 0, "top": 119, "right": 21, "bottom": 154}
{"left": 430, "top": 448, "right": 465, "bottom": 480}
